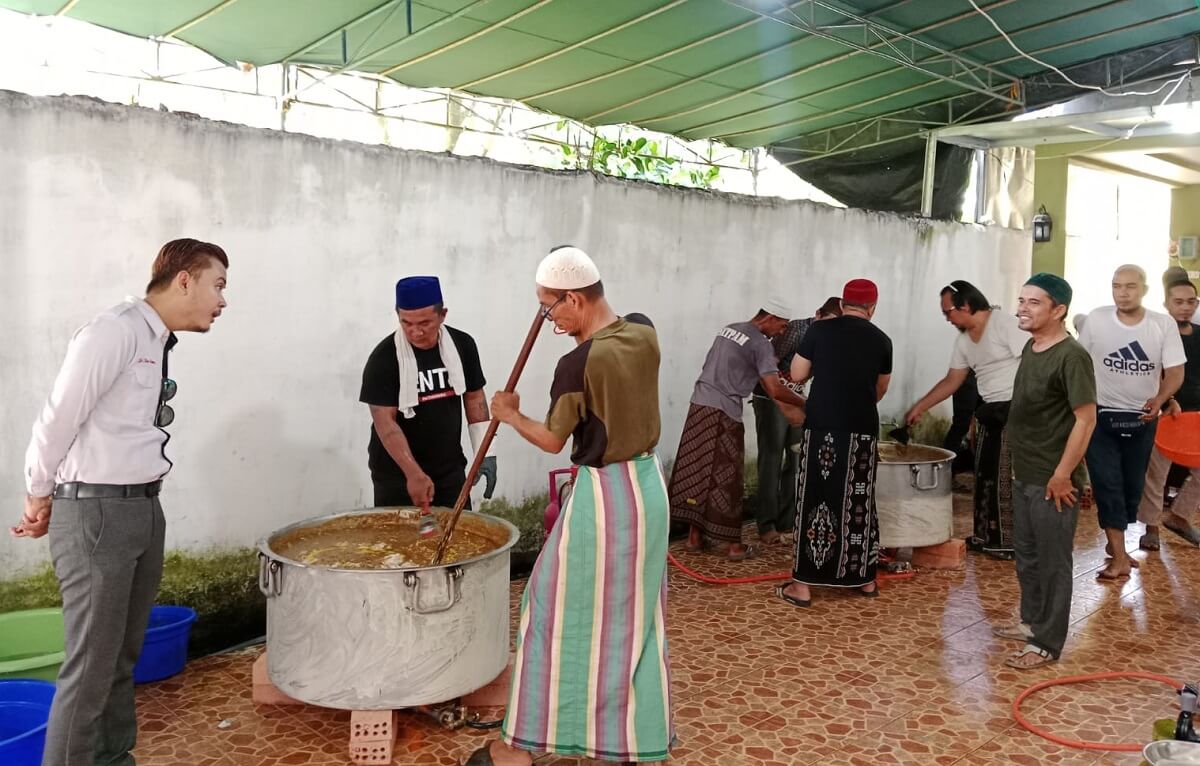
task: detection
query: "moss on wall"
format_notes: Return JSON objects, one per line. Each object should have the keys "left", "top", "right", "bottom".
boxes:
{"left": 478, "top": 494, "right": 547, "bottom": 555}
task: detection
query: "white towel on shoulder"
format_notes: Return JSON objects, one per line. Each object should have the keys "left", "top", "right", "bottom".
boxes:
{"left": 395, "top": 327, "right": 466, "bottom": 419}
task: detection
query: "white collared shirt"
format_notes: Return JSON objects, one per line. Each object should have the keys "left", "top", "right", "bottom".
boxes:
{"left": 25, "top": 298, "right": 173, "bottom": 496}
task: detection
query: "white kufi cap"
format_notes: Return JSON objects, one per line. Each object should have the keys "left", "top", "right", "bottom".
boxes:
{"left": 535, "top": 246, "right": 601, "bottom": 290}
{"left": 761, "top": 297, "right": 793, "bottom": 320}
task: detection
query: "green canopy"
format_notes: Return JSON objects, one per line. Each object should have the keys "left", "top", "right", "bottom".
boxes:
{"left": 5, "top": 0, "right": 1197, "bottom": 151}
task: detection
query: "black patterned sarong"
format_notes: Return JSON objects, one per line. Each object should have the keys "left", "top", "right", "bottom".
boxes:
{"left": 668, "top": 403, "right": 745, "bottom": 542}
{"left": 974, "top": 401, "right": 1013, "bottom": 554}
{"left": 791, "top": 429, "right": 879, "bottom": 587}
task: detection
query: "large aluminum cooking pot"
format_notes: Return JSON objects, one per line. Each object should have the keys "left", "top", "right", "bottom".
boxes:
{"left": 256, "top": 508, "right": 518, "bottom": 710}
{"left": 876, "top": 444, "right": 956, "bottom": 548}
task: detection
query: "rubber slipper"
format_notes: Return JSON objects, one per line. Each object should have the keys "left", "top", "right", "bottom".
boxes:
{"left": 1096, "top": 567, "right": 1131, "bottom": 581}
{"left": 1164, "top": 517, "right": 1200, "bottom": 546}
{"left": 774, "top": 584, "right": 810, "bottom": 608}
{"left": 860, "top": 584, "right": 879, "bottom": 598}
{"left": 1139, "top": 532, "right": 1160, "bottom": 551}
{"left": 1103, "top": 543, "right": 1139, "bottom": 567}
{"left": 983, "top": 548, "right": 1015, "bottom": 561}
{"left": 728, "top": 545, "right": 761, "bottom": 562}
{"left": 1004, "top": 643, "right": 1056, "bottom": 670}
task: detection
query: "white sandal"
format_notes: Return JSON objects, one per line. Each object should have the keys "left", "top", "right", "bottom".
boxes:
{"left": 1004, "top": 642, "right": 1056, "bottom": 670}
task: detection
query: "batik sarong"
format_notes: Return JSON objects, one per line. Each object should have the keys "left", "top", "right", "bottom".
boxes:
{"left": 974, "top": 400, "right": 1014, "bottom": 554}
{"left": 667, "top": 403, "right": 745, "bottom": 542}
{"left": 792, "top": 429, "right": 880, "bottom": 588}
{"left": 502, "top": 454, "right": 673, "bottom": 763}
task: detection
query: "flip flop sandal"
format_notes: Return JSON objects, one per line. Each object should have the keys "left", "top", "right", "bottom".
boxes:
{"left": 1005, "top": 643, "right": 1056, "bottom": 670}
{"left": 992, "top": 623, "right": 1033, "bottom": 642}
{"left": 728, "top": 545, "right": 761, "bottom": 562}
{"left": 1103, "top": 543, "right": 1139, "bottom": 567}
{"left": 1164, "top": 517, "right": 1200, "bottom": 546}
{"left": 1139, "top": 532, "right": 1161, "bottom": 551}
{"left": 1096, "top": 567, "right": 1131, "bottom": 581}
{"left": 859, "top": 583, "right": 879, "bottom": 598}
{"left": 774, "top": 584, "right": 810, "bottom": 608}
{"left": 983, "top": 548, "right": 1015, "bottom": 561}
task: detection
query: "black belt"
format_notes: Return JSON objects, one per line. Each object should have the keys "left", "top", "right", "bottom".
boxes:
{"left": 53, "top": 481, "right": 162, "bottom": 500}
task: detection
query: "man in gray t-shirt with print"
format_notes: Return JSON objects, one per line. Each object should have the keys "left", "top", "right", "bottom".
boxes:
{"left": 669, "top": 300, "right": 807, "bottom": 561}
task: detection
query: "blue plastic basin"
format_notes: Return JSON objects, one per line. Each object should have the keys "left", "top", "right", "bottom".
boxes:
{"left": 0, "top": 680, "right": 56, "bottom": 766}
{"left": 133, "top": 606, "right": 197, "bottom": 684}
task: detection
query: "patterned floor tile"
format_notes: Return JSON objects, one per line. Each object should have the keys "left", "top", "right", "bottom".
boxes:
{"left": 126, "top": 484, "right": 1200, "bottom": 765}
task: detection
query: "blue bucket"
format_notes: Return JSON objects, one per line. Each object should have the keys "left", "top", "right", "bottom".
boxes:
{"left": 133, "top": 606, "right": 197, "bottom": 684}
{"left": 0, "top": 679, "right": 56, "bottom": 766}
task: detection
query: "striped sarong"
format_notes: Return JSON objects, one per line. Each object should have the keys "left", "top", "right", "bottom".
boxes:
{"left": 502, "top": 454, "right": 674, "bottom": 762}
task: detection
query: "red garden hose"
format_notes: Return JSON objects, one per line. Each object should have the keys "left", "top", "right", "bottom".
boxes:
{"left": 1012, "top": 671, "right": 1184, "bottom": 752}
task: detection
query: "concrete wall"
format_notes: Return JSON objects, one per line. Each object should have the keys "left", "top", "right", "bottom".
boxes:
{"left": 0, "top": 90, "right": 1031, "bottom": 575}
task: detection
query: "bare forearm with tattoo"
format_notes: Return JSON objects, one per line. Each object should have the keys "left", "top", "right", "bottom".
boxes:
{"left": 463, "top": 390, "right": 490, "bottom": 425}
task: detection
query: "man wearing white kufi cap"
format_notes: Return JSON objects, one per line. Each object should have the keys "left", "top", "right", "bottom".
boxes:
{"left": 471, "top": 245, "right": 672, "bottom": 765}
{"left": 668, "top": 299, "right": 807, "bottom": 562}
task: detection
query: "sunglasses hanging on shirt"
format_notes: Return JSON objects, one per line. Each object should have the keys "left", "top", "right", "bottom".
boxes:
{"left": 156, "top": 378, "right": 177, "bottom": 428}
{"left": 156, "top": 333, "right": 179, "bottom": 429}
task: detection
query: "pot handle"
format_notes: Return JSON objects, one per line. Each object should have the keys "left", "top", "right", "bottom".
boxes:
{"left": 258, "top": 552, "right": 283, "bottom": 598}
{"left": 404, "top": 566, "right": 464, "bottom": 614}
{"left": 909, "top": 464, "right": 942, "bottom": 491}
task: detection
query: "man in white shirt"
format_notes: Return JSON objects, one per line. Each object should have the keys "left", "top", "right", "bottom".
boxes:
{"left": 1078, "top": 265, "right": 1186, "bottom": 580}
{"left": 12, "top": 239, "right": 229, "bottom": 766}
{"left": 905, "top": 280, "right": 1026, "bottom": 559}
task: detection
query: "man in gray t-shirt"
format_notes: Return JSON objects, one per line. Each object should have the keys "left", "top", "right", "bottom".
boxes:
{"left": 669, "top": 301, "right": 807, "bottom": 561}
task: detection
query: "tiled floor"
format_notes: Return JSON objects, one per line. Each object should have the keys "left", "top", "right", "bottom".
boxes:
{"left": 132, "top": 483, "right": 1199, "bottom": 765}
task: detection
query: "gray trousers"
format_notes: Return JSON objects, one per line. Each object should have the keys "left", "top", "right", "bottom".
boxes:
{"left": 1012, "top": 480, "right": 1078, "bottom": 658}
{"left": 43, "top": 497, "right": 165, "bottom": 766}
{"left": 752, "top": 396, "right": 800, "bottom": 535}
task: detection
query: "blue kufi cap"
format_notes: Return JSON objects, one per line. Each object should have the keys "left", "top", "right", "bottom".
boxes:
{"left": 395, "top": 276, "right": 443, "bottom": 309}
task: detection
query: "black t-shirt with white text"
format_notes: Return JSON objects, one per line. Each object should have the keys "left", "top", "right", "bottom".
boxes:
{"left": 359, "top": 327, "right": 486, "bottom": 486}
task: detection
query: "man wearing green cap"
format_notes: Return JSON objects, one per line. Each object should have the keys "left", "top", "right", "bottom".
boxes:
{"left": 996, "top": 273, "right": 1096, "bottom": 669}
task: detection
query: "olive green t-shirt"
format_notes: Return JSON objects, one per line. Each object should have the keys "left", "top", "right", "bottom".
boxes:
{"left": 545, "top": 314, "right": 660, "bottom": 467}
{"left": 1008, "top": 335, "right": 1097, "bottom": 488}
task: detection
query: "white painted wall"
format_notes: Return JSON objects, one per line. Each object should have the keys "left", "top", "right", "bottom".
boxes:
{"left": 0, "top": 91, "right": 1031, "bottom": 575}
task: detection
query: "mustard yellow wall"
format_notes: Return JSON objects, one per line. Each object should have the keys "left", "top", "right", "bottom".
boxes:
{"left": 1170, "top": 185, "right": 1200, "bottom": 288}
{"left": 1032, "top": 156, "right": 1069, "bottom": 276}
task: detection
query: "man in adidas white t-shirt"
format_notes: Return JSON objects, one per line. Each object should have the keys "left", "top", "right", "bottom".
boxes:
{"left": 1079, "top": 265, "right": 1186, "bottom": 580}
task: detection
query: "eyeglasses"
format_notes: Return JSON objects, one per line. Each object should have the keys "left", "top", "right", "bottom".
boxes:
{"left": 156, "top": 378, "right": 177, "bottom": 428}
{"left": 540, "top": 297, "right": 565, "bottom": 321}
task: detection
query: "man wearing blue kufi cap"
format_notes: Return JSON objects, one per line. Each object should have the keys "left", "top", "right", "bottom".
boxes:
{"left": 359, "top": 276, "right": 496, "bottom": 508}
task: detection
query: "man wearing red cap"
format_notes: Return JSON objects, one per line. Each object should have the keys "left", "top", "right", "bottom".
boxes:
{"left": 778, "top": 279, "right": 892, "bottom": 607}
{"left": 359, "top": 276, "right": 496, "bottom": 510}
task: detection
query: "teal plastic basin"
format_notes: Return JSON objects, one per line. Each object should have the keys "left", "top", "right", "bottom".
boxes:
{"left": 0, "top": 609, "right": 65, "bottom": 682}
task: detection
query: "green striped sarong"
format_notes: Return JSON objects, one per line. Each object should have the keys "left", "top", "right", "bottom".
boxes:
{"left": 501, "top": 453, "right": 674, "bottom": 762}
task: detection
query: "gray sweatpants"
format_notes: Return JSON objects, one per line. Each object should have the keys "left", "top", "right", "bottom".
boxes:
{"left": 1012, "top": 480, "right": 1079, "bottom": 658}
{"left": 43, "top": 497, "right": 165, "bottom": 766}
